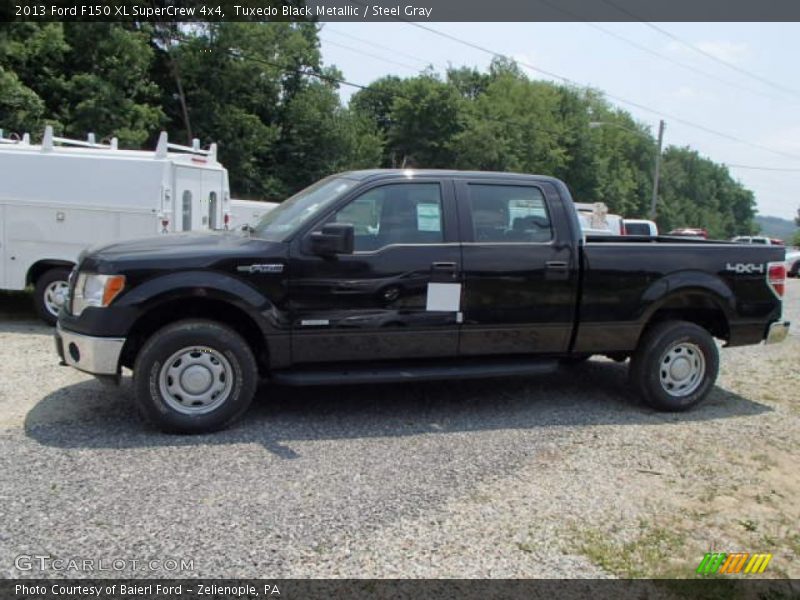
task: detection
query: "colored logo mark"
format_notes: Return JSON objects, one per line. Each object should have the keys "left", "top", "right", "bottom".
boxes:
{"left": 696, "top": 553, "right": 772, "bottom": 575}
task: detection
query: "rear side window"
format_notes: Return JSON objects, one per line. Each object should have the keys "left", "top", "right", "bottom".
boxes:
{"left": 467, "top": 184, "right": 551, "bottom": 243}
{"left": 182, "top": 190, "right": 192, "bottom": 231}
{"left": 208, "top": 192, "right": 218, "bottom": 229}
{"left": 626, "top": 223, "right": 650, "bottom": 236}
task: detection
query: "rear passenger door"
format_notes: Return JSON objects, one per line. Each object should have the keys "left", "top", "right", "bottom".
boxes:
{"left": 456, "top": 179, "right": 579, "bottom": 355}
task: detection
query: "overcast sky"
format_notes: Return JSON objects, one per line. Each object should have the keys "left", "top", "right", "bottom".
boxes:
{"left": 319, "top": 22, "right": 800, "bottom": 220}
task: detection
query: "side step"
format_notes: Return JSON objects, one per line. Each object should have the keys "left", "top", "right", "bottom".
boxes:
{"left": 271, "top": 357, "right": 559, "bottom": 386}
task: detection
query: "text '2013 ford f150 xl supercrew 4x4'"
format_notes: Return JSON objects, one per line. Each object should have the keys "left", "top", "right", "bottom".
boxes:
{"left": 55, "top": 170, "right": 790, "bottom": 433}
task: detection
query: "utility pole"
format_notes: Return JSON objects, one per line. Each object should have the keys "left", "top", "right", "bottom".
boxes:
{"left": 650, "top": 119, "right": 665, "bottom": 220}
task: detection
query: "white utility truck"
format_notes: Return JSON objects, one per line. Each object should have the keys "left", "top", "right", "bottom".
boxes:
{"left": 229, "top": 198, "right": 278, "bottom": 229}
{"left": 0, "top": 127, "right": 232, "bottom": 323}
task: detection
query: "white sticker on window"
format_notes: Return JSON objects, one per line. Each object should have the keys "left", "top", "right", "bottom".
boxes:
{"left": 426, "top": 283, "right": 461, "bottom": 312}
{"left": 417, "top": 203, "right": 441, "bottom": 232}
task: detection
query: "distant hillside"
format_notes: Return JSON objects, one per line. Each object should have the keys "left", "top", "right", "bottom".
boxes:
{"left": 755, "top": 215, "right": 797, "bottom": 241}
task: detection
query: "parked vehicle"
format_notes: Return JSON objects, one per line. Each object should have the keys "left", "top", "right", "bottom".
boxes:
{"left": 55, "top": 170, "right": 790, "bottom": 433}
{"left": 575, "top": 202, "right": 625, "bottom": 235}
{"left": 786, "top": 250, "right": 800, "bottom": 278}
{"left": 731, "top": 235, "right": 775, "bottom": 245}
{"left": 0, "top": 127, "right": 231, "bottom": 323}
{"left": 624, "top": 219, "right": 658, "bottom": 236}
{"left": 229, "top": 198, "right": 278, "bottom": 229}
{"left": 669, "top": 227, "right": 708, "bottom": 239}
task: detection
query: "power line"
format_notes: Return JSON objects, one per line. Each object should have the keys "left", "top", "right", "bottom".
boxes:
{"left": 531, "top": 0, "right": 791, "bottom": 105}
{"left": 595, "top": 0, "right": 800, "bottom": 100}
{"left": 322, "top": 26, "right": 434, "bottom": 67}
{"left": 585, "top": 23, "right": 794, "bottom": 105}
{"left": 320, "top": 37, "right": 423, "bottom": 72}
{"left": 399, "top": 21, "right": 800, "bottom": 162}
{"left": 641, "top": 23, "right": 800, "bottom": 101}
{"left": 726, "top": 164, "right": 800, "bottom": 172}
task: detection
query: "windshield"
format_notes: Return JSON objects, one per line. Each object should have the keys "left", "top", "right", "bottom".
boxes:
{"left": 251, "top": 176, "right": 358, "bottom": 241}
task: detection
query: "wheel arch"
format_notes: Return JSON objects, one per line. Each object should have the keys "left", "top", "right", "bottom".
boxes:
{"left": 638, "top": 272, "right": 735, "bottom": 345}
{"left": 119, "top": 293, "right": 276, "bottom": 377}
{"left": 26, "top": 260, "right": 75, "bottom": 286}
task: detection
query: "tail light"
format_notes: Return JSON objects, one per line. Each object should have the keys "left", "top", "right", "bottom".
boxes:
{"left": 767, "top": 262, "right": 786, "bottom": 298}
{"left": 223, "top": 213, "right": 230, "bottom": 230}
{"left": 620, "top": 221, "right": 627, "bottom": 235}
{"left": 161, "top": 218, "right": 170, "bottom": 233}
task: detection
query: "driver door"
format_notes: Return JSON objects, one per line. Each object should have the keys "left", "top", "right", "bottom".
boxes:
{"left": 288, "top": 178, "right": 461, "bottom": 364}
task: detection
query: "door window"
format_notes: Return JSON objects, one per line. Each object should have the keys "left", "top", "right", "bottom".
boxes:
{"left": 208, "top": 192, "right": 218, "bottom": 229}
{"left": 182, "top": 190, "right": 192, "bottom": 231}
{"left": 332, "top": 183, "right": 444, "bottom": 252}
{"left": 467, "top": 184, "right": 551, "bottom": 243}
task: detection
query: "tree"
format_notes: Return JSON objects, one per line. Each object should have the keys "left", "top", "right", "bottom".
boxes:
{"left": 0, "top": 23, "right": 163, "bottom": 145}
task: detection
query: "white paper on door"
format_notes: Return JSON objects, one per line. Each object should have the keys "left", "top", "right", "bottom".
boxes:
{"left": 426, "top": 283, "right": 462, "bottom": 312}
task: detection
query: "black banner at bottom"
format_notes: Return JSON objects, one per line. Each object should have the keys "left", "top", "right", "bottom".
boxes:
{"left": 3, "top": 579, "right": 799, "bottom": 600}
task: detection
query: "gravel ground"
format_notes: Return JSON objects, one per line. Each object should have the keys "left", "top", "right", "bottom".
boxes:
{"left": 0, "top": 282, "right": 798, "bottom": 579}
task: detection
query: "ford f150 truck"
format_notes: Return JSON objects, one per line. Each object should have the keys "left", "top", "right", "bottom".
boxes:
{"left": 55, "top": 170, "right": 790, "bottom": 433}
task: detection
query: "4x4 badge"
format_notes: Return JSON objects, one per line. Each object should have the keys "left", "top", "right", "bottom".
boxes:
{"left": 236, "top": 264, "right": 284, "bottom": 274}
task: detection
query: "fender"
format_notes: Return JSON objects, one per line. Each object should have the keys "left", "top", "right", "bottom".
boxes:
{"left": 639, "top": 269, "right": 735, "bottom": 326}
{"left": 112, "top": 270, "right": 291, "bottom": 369}
{"left": 117, "top": 270, "right": 285, "bottom": 334}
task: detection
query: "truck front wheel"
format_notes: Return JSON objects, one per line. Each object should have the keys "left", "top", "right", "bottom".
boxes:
{"left": 133, "top": 320, "right": 258, "bottom": 433}
{"left": 630, "top": 320, "right": 719, "bottom": 411}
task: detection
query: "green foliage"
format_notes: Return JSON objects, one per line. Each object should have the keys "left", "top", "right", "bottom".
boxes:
{"left": 0, "top": 23, "right": 758, "bottom": 231}
{"left": 657, "top": 147, "right": 757, "bottom": 238}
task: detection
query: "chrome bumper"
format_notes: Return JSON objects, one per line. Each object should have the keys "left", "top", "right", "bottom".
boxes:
{"left": 765, "top": 320, "right": 790, "bottom": 345}
{"left": 55, "top": 325, "right": 125, "bottom": 375}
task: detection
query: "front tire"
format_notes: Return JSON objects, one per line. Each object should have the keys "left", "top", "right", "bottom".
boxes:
{"left": 133, "top": 320, "right": 258, "bottom": 433}
{"left": 34, "top": 267, "right": 71, "bottom": 326}
{"left": 629, "top": 320, "right": 719, "bottom": 412}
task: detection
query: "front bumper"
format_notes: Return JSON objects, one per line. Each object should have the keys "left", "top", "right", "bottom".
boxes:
{"left": 55, "top": 324, "right": 125, "bottom": 376}
{"left": 765, "top": 320, "right": 790, "bottom": 345}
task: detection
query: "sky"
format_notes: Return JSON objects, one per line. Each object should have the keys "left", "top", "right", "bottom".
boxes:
{"left": 318, "top": 22, "right": 800, "bottom": 220}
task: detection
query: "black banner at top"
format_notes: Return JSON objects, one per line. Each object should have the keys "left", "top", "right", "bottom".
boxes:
{"left": 2, "top": 0, "right": 800, "bottom": 22}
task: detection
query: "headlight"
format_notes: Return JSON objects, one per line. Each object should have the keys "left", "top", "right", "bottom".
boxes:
{"left": 72, "top": 273, "right": 126, "bottom": 317}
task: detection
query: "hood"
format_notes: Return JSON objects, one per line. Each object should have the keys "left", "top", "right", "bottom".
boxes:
{"left": 79, "top": 231, "right": 287, "bottom": 273}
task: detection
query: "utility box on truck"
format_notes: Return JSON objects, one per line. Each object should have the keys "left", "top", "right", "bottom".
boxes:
{"left": 0, "top": 127, "right": 231, "bottom": 323}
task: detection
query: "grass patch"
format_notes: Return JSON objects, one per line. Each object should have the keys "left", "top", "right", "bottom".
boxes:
{"left": 577, "top": 520, "right": 687, "bottom": 578}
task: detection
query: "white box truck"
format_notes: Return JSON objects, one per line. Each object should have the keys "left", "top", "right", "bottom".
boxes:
{"left": 0, "top": 126, "right": 232, "bottom": 323}
{"left": 229, "top": 198, "right": 278, "bottom": 229}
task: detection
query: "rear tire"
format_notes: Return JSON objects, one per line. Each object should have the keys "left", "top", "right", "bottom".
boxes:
{"left": 33, "top": 267, "right": 71, "bottom": 326}
{"left": 629, "top": 320, "right": 719, "bottom": 412}
{"left": 133, "top": 319, "right": 257, "bottom": 434}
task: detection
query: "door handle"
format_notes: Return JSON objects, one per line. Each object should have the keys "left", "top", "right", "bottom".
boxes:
{"left": 431, "top": 261, "right": 458, "bottom": 280}
{"left": 546, "top": 261, "right": 568, "bottom": 270}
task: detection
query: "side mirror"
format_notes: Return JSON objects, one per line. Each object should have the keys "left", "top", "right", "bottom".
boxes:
{"left": 310, "top": 223, "right": 354, "bottom": 255}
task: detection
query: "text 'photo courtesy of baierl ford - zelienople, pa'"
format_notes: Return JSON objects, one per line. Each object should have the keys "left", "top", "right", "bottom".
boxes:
{"left": 0, "top": 0, "right": 799, "bottom": 599}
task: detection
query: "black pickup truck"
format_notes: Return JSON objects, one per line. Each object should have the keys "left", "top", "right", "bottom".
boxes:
{"left": 55, "top": 170, "right": 790, "bottom": 433}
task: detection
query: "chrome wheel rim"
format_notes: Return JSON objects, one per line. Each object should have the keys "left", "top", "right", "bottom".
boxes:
{"left": 44, "top": 280, "right": 69, "bottom": 317}
{"left": 158, "top": 346, "right": 233, "bottom": 415}
{"left": 659, "top": 342, "right": 706, "bottom": 397}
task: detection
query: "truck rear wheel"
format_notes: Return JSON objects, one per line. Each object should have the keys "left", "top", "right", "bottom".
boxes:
{"left": 34, "top": 267, "right": 72, "bottom": 326}
{"left": 133, "top": 320, "right": 258, "bottom": 433}
{"left": 629, "top": 320, "right": 719, "bottom": 412}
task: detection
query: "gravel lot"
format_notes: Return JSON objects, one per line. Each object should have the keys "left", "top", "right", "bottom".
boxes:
{"left": 0, "top": 282, "right": 798, "bottom": 579}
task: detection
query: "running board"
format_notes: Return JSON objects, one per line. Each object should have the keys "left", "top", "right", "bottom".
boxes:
{"left": 271, "top": 358, "right": 559, "bottom": 386}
